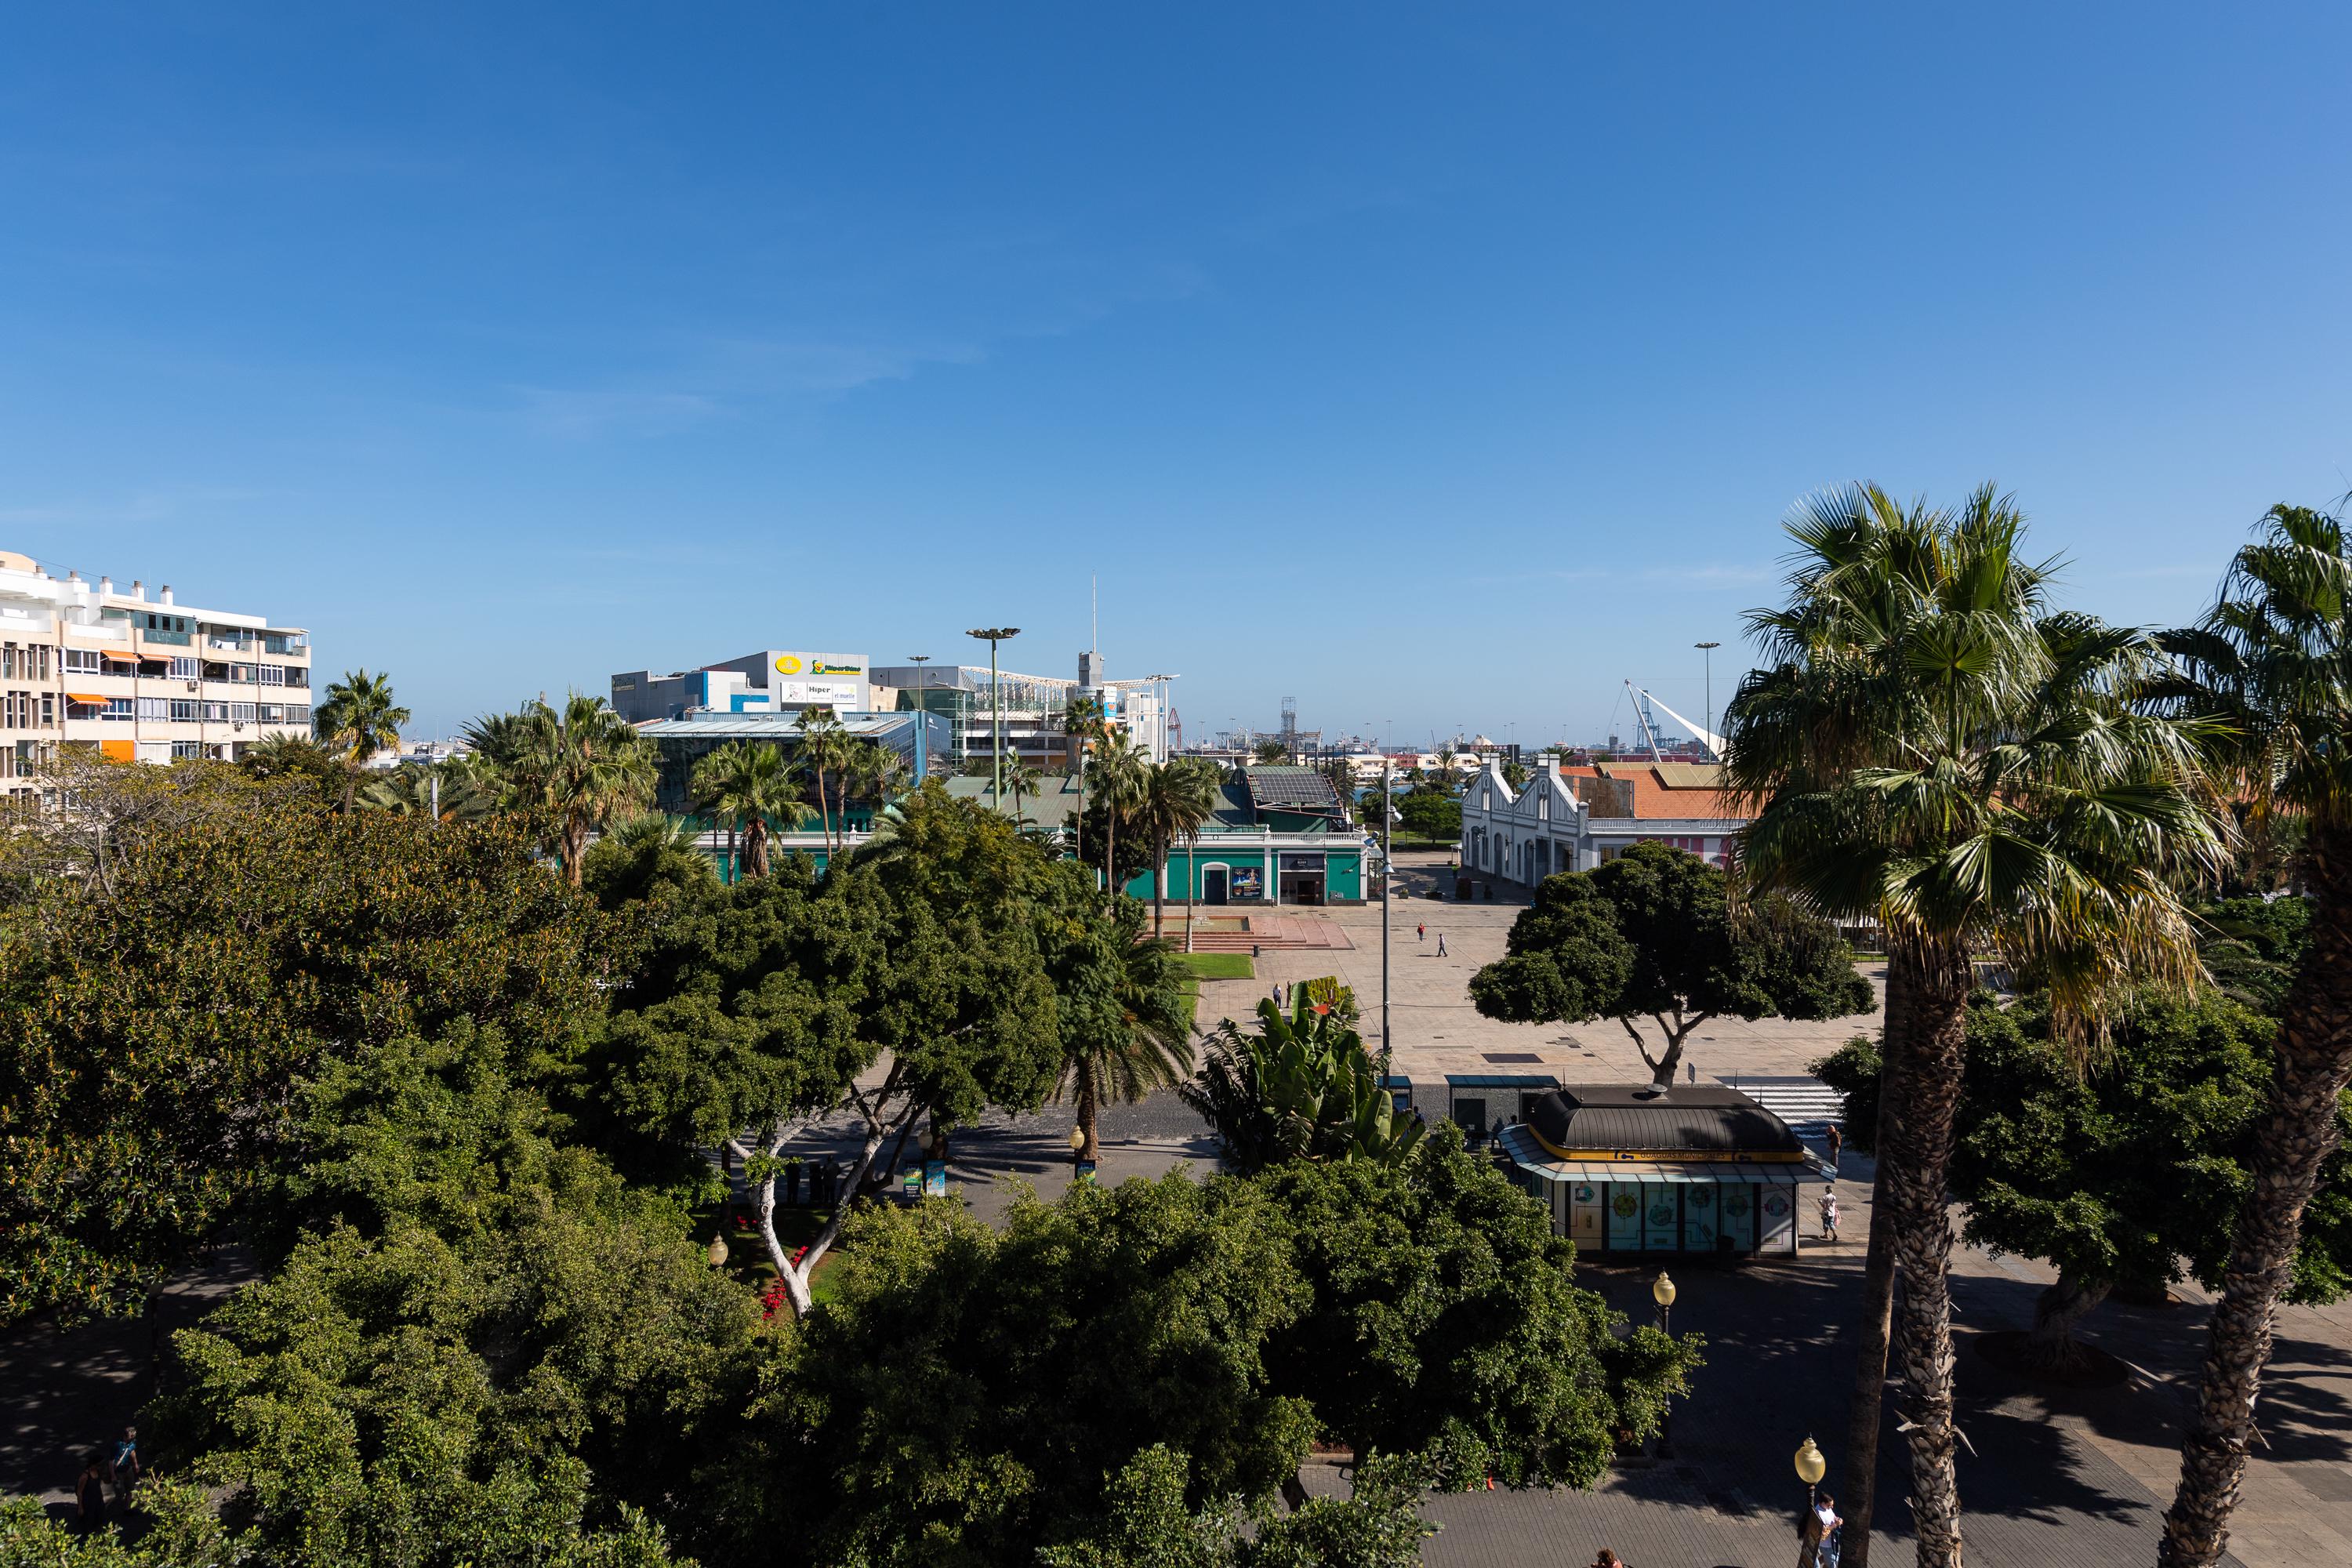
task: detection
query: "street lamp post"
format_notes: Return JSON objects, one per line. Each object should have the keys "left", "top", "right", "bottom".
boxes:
{"left": 1653, "top": 1271, "right": 1679, "bottom": 1457}
{"left": 1795, "top": 1436, "right": 1828, "bottom": 1559}
{"left": 965, "top": 628, "right": 1020, "bottom": 808}
{"left": 1695, "top": 641, "right": 1722, "bottom": 758}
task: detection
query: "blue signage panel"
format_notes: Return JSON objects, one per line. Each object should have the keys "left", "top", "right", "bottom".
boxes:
{"left": 1607, "top": 1183, "right": 1642, "bottom": 1250}
{"left": 1641, "top": 1182, "right": 1679, "bottom": 1250}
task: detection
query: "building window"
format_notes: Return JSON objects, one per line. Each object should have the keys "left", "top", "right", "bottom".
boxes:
{"left": 170, "top": 656, "right": 200, "bottom": 679}
{"left": 103, "top": 699, "right": 134, "bottom": 721}
{"left": 171, "top": 741, "right": 201, "bottom": 759}
{"left": 39, "top": 694, "right": 54, "bottom": 726}
{"left": 285, "top": 704, "right": 310, "bottom": 725}
{"left": 64, "top": 648, "right": 103, "bottom": 674}
{"left": 203, "top": 702, "right": 230, "bottom": 722}
{"left": 136, "top": 698, "right": 169, "bottom": 720}
{"left": 169, "top": 699, "right": 198, "bottom": 721}
{"left": 285, "top": 666, "right": 308, "bottom": 688}
{"left": 259, "top": 664, "right": 285, "bottom": 686}
{"left": 230, "top": 703, "right": 256, "bottom": 724}
{"left": 258, "top": 705, "right": 281, "bottom": 725}
{"left": 231, "top": 664, "right": 256, "bottom": 684}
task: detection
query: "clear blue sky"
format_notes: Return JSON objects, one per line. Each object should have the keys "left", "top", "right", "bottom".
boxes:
{"left": 5, "top": 3, "right": 2347, "bottom": 746}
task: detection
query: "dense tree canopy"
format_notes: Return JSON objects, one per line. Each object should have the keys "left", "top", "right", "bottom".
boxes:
{"left": 1471, "top": 842, "right": 1875, "bottom": 1087}
{"left": 0, "top": 780, "right": 614, "bottom": 1323}
{"left": 1814, "top": 996, "right": 2352, "bottom": 1370}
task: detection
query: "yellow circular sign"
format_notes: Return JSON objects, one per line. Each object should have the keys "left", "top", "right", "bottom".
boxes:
{"left": 775, "top": 655, "right": 801, "bottom": 674}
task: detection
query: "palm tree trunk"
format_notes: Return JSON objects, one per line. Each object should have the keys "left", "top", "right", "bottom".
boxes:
{"left": 1077, "top": 1063, "right": 1101, "bottom": 1164}
{"left": 2162, "top": 829, "right": 2352, "bottom": 1566}
{"left": 1184, "top": 829, "right": 1196, "bottom": 953}
{"left": 1879, "top": 932, "right": 1973, "bottom": 1568}
{"left": 745, "top": 814, "right": 770, "bottom": 878}
{"left": 725, "top": 821, "right": 738, "bottom": 884}
{"left": 1152, "top": 826, "right": 1169, "bottom": 938}
{"left": 1840, "top": 955, "right": 1911, "bottom": 1568}
{"left": 1105, "top": 811, "right": 1118, "bottom": 892}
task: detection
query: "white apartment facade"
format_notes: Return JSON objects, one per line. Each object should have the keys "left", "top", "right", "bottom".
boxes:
{"left": 0, "top": 550, "right": 313, "bottom": 798}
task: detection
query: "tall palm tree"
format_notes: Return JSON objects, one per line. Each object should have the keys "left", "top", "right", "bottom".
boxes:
{"left": 691, "top": 740, "right": 804, "bottom": 879}
{"left": 1058, "top": 896, "right": 1194, "bottom": 1164}
{"left": 1133, "top": 757, "right": 1223, "bottom": 939}
{"left": 1004, "top": 760, "right": 1044, "bottom": 823}
{"left": 2152, "top": 503, "right": 2352, "bottom": 1567}
{"left": 459, "top": 708, "right": 536, "bottom": 771}
{"left": 504, "top": 692, "right": 657, "bottom": 886}
{"left": 1088, "top": 737, "right": 1149, "bottom": 894}
{"left": 1723, "top": 484, "right": 2223, "bottom": 1568}
{"left": 314, "top": 668, "right": 411, "bottom": 809}
{"left": 795, "top": 710, "right": 854, "bottom": 855}
{"left": 601, "top": 811, "right": 705, "bottom": 854}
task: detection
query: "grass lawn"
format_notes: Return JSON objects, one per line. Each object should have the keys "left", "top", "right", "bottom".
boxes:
{"left": 1174, "top": 951, "right": 1254, "bottom": 980}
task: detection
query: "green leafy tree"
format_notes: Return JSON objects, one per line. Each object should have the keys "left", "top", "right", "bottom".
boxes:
{"left": 146, "top": 1035, "right": 753, "bottom": 1567}
{"left": 1469, "top": 842, "right": 1874, "bottom": 1089}
{"left": 1723, "top": 483, "right": 2223, "bottom": 1563}
{"left": 1042, "top": 1446, "right": 1435, "bottom": 1568}
{"left": 236, "top": 731, "right": 344, "bottom": 797}
{"left": 1818, "top": 998, "right": 2351, "bottom": 1381}
{"left": 1252, "top": 739, "right": 1290, "bottom": 765}
{"left": 1394, "top": 790, "right": 1459, "bottom": 847}
{"left": 1088, "top": 737, "right": 1151, "bottom": 890}
{"left": 312, "top": 667, "right": 410, "bottom": 809}
{"left": 1257, "top": 1125, "right": 1697, "bottom": 1492}
{"left": 588, "top": 788, "right": 1067, "bottom": 1316}
{"left": 1181, "top": 990, "right": 1422, "bottom": 1174}
{"left": 0, "top": 800, "right": 612, "bottom": 1323}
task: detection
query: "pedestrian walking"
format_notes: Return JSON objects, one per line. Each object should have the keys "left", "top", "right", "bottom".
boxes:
{"left": 1686, "top": 1061, "right": 1696, "bottom": 1084}
{"left": 1818, "top": 1188, "right": 1840, "bottom": 1243}
{"left": 1825, "top": 1121, "right": 1844, "bottom": 1167}
{"left": 1591, "top": 1551, "right": 1627, "bottom": 1568}
{"left": 1417, "top": 922, "right": 1426, "bottom": 943}
{"left": 1802, "top": 1491, "right": 1843, "bottom": 1568}
{"left": 109, "top": 1425, "right": 142, "bottom": 1505}
{"left": 74, "top": 1452, "right": 108, "bottom": 1537}
{"left": 1436, "top": 932, "right": 1446, "bottom": 957}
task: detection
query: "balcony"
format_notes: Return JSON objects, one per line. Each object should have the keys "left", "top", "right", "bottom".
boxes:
{"left": 141, "top": 629, "right": 193, "bottom": 647}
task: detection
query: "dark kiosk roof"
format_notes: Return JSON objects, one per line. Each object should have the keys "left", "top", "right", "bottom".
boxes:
{"left": 1526, "top": 1084, "right": 1802, "bottom": 1156}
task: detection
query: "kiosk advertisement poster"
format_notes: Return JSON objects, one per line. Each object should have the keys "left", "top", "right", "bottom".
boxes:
{"left": 1607, "top": 1185, "right": 1642, "bottom": 1250}
{"left": 1722, "top": 1182, "right": 1756, "bottom": 1251}
{"left": 1641, "top": 1182, "right": 1679, "bottom": 1250}
{"left": 1759, "top": 1185, "right": 1796, "bottom": 1252}
{"left": 1682, "top": 1181, "right": 1719, "bottom": 1251}
{"left": 1229, "top": 866, "right": 1264, "bottom": 900}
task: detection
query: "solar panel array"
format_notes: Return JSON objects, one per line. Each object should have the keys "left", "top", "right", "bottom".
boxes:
{"left": 1243, "top": 767, "right": 1343, "bottom": 810}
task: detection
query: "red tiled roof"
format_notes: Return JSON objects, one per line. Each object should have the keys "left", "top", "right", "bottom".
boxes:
{"left": 1563, "top": 764, "right": 1740, "bottom": 821}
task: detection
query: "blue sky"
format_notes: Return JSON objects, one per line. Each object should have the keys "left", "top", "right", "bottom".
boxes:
{"left": 4, "top": 3, "right": 2348, "bottom": 746}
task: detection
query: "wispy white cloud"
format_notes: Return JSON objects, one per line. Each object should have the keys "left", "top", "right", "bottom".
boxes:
{"left": 510, "top": 387, "right": 725, "bottom": 441}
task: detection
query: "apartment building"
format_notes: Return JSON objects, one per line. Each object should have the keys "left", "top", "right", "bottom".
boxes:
{"left": 0, "top": 550, "right": 313, "bottom": 797}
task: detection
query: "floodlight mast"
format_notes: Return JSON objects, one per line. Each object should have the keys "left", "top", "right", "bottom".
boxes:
{"left": 965, "top": 627, "right": 1020, "bottom": 804}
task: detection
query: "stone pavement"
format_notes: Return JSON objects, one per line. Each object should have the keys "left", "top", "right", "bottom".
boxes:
{"left": 1190, "top": 849, "right": 1885, "bottom": 1087}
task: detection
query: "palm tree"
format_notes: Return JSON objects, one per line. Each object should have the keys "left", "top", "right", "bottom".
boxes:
{"left": 504, "top": 692, "right": 657, "bottom": 886}
{"left": 1004, "top": 760, "right": 1044, "bottom": 823}
{"left": 1132, "top": 757, "right": 1223, "bottom": 940}
{"left": 1723, "top": 484, "right": 2223, "bottom": 1568}
{"left": 691, "top": 740, "right": 804, "bottom": 879}
{"left": 601, "top": 812, "right": 705, "bottom": 854}
{"left": 459, "top": 708, "right": 536, "bottom": 771}
{"left": 314, "top": 669, "right": 411, "bottom": 809}
{"left": 1058, "top": 897, "right": 1194, "bottom": 1164}
{"left": 1088, "top": 736, "right": 1149, "bottom": 894}
{"left": 2152, "top": 503, "right": 2352, "bottom": 1567}
{"left": 795, "top": 710, "right": 854, "bottom": 855}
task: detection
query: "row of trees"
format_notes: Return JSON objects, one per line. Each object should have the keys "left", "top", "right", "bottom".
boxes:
{"left": 1715, "top": 490, "right": 2352, "bottom": 1568}
{"left": 1, "top": 760, "right": 1697, "bottom": 1564}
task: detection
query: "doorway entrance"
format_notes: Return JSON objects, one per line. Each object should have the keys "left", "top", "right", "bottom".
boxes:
{"left": 1202, "top": 866, "right": 1230, "bottom": 906}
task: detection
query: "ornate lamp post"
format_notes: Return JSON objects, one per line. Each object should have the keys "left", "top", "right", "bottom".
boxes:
{"left": 1796, "top": 1434, "right": 1828, "bottom": 1517}
{"left": 1653, "top": 1270, "right": 1678, "bottom": 1456}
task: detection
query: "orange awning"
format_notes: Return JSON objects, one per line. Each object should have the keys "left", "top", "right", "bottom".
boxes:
{"left": 67, "top": 691, "right": 111, "bottom": 704}
{"left": 99, "top": 740, "right": 136, "bottom": 763}
{"left": 100, "top": 649, "right": 143, "bottom": 662}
